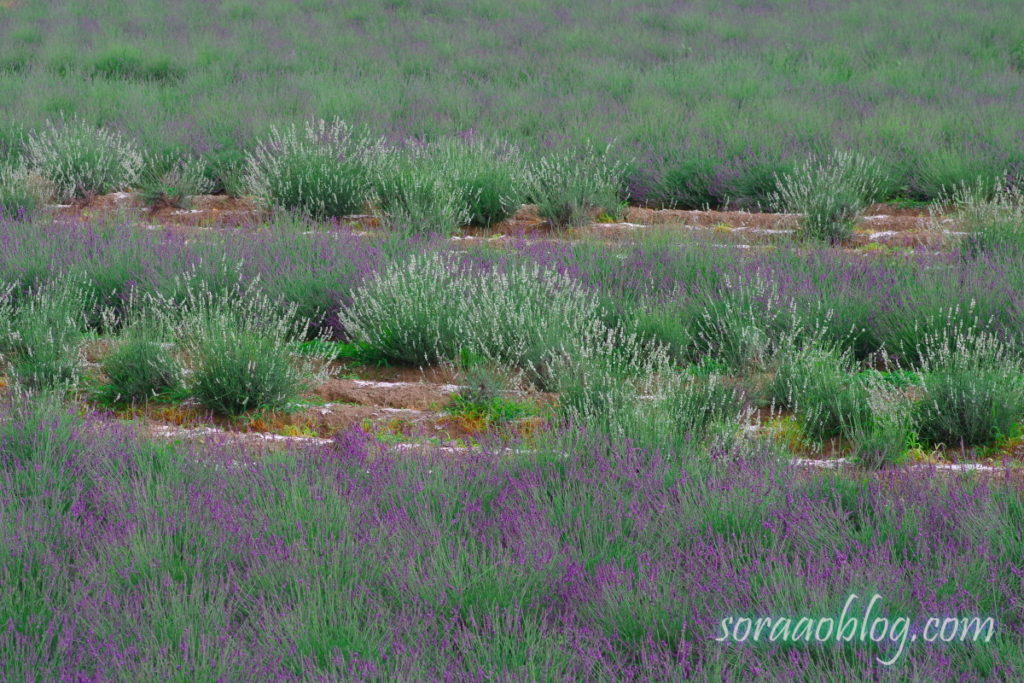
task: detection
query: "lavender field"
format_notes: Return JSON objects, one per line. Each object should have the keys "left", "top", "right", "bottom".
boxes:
{"left": 2, "top": 0, "right": 1024, "bottom": 681}
{"left": 2, "top": 399, "right": 1021, "bottom": 680}
{"left": 1, "top": 213, "right": 1024, "bottom": 679}
{"left": 0, "top": 0, "right": 1022, "bottom": 205}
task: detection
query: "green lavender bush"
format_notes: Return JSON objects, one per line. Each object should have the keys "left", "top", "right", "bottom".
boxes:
{"left": 0, "top": 280, "right": 91, "bottom": 391}
{"left": 373, "top": 151, "right": 474, "bottom": 235}
{"left": 157, "top": 280, "right": 332, "bottom": 416}
{"left": 244, "top": 118, "right": 379, "bottom": 219}
{"left": 769, "top": 338, "right": 871, "bottom": 442}
{"left": 431, "top": 137, "right": 525, "bottom": 226}
{"left": 342, "top": 252, "right": 602, "bottom": 377}
{"left": 98, "top": 316, "right": 182, "bottom": 405}
{"left": 138, "top": 153, "right": 215, "bottom": 208}
{"left": 944, "top": 177, "right": 1024, "bottom": 257}
{"left": 26, "top": 116, "right": 143, "bottom": 201}
{"left": 770, "top": 151, "right": 886, "bottom": 244}
{"left": 0, "top": 165, "right": 48, "bottom": 218}
{"left": 842, "top": 374, "right": 914, "bottom": 469}
{"left": 523, "top": 143, "right": 625, "bottom": 228}
{"left": 913, "top": 328, "right": 1024, "bottom": 447}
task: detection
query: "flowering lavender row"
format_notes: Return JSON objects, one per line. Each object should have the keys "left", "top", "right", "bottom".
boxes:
{"left": 1, "top": 400, "right": 1021, "bottom": 680}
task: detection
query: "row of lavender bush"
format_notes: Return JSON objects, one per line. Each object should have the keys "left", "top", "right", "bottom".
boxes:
{"left": 0, "top": 117, "right": 627, "bottom": 231}
{"left": 2, "top": 118, "right": 1021, "bottom": 243}
{"left": 0, "top": 397, "right": 1020, "bottom": 680}
{"left": 4, "top": 218, "right": 1024, "bottom": 458}
{"left": 1, "top": 1, "right": 1022, "bottom": 210}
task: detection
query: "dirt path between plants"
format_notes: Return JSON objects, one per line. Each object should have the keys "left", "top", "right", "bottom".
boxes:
{"left": 47, "top": 194, "right": 961, "bottom": 250}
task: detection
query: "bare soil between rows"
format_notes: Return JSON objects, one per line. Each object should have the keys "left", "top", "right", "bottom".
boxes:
{"left": 48, "top": 194, "right": 958, "bottom": 250}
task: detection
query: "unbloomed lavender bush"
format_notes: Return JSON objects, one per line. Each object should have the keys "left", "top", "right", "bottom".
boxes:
{"left": 244, "top": 118, "right": 380, "bottom": 219}
{"left": 942, "top": 177, "right": 1024, "bottom": 257}
{"left": 372, "top": 149, "right": 475, "bottom": 235}
{"left": 430, "top": 137, "right": 526, "bottom": 226}
{"left": 26, "top": 116, "right": 143, "bottom": 201}
{"left": 770, "top": 151, "right": 886, "bottom": 244}
{"left": 0, "top": 279, "right": 91, "bottom": 391}
{"left": 155, "top": 277, "right": 333, "bottom": 415}
{"left": 0, "top": 165, "right": 49, "bottom": 219}
{"left": 769, "top": 337, "right": 872, "bottom": 442}
{"left": 523, "top": 142, "right": 626, "bottom": 228}
{"left": 138, "top": 153, "right": 215, "bottom": 209}
{"left": 342, "top": 252, "right": 607, "bottom": 384}
{"left": 913, "top": 328, "right": 1024, "bottom": 447}
{"left": 97, "top": 314, "right": 182, "bottom": 405}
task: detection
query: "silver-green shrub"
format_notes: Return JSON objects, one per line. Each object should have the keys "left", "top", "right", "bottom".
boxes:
{"left": 429, "top": 137, "right": 525, "bottom": 226}
{"left": 373, "top": 151, "right": 475, "bottom": 235}
{"left": 939, "top": 176, "right": 1024, "bottom": 256}
{"left": 0, "top": 280, "right": 91, "bottom": 391}
{"left": 913, "top": 327, "right": 1024, "bottom": 447}
{"left": 523, "top": 143, "right": 625, "bottom": 228}
{"left": 155, "top": 278, "right": 333, "bottom": 415}
{"left": 139, "top": 154, "right": 215, "bottom": 208}
{"left": 343, "top": 252, "right": 636, "bottom": 387}
{"left": 26, "top": 117, "right": 143, "bottom": 201}
{"left": 770, "top": 151, "right": 885, "bottom": 244}
{"left": 0, "top": 165, "right": 50, "bottom": 218}
{"left": 844, "top": 375, "right": 913, "bottom": 470}
{"left": 769, "top": 337, "right": 871, "bottom": 442}
{"left": 244, "top": 118, "right": 380, "bottom": 219}
{"left": 98, "top": 315, "right": 183, "bottom": 405}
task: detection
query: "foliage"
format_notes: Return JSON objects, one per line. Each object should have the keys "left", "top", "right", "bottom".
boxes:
{"left": 0, "top": 280, "right": 90, "bottom": 391}
{"left": 97, "top": 317, "right": 183, "bottom": 405}
{"left": 156, "top": 278, "right": 332, "bottom": 416}
{"left": 0, "top": 165, "right": 49, "bottom": 219}
{"left": 342, "top": 252, "right": 606, "bottom": 387}
{"left": 942, "top": 177, "right": 1024, "bottom": 257}
{"left": 430, "top": 137, "right": 525, "bottom": 226}
{"left": 770, "top": 151, "right": 886, "bottom": 243}
{"left": 843, "top": 374, "right": 914, "bottom": 469}
{"left": 769, "top": 337, "right": 871, "bottom": 442}
{"left": 138, "top": 153, "right": 215, "bottom": 208}
{"left": 523, "top": 143, "right": 625, "bottom": 228}
{"left": 0, "top": 2, "right": 1021, "bottom": 206}
{"left": 373, "top": 150, "right": 475, "bottom": 235}
{"left": 244, "top": 118, "right": 379, "bottom": 219}
{"left": 913, "top": 328, "right": 1024, "bottom": 448}
{"left": 26, "top": 116, "right": 143, "bottom": 201}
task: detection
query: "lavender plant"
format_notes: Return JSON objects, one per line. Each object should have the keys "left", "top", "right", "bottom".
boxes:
{"left": 244, "top": 118, "right": 379, "bottom": 219}
{"left": 770, "top": 151, "right": 886, "bottom": 244}
{"left": 769, "top": 337, "right": 871, "bottom": 442}
{"left": 694, "top": 278, "right": 793, "bottom": 371}
{"left": 0, "top": 165, "right": 49, "bottom": 219}
{"left": 26, "top": 116, "right": 143, "bottom": 201}
{"left": 551, "top": 318, "right": 671, "bottom": 431}
{"left": 523, "top": 143, "right": 626, "bottom": 228}
{"left": 157, "top": 278, "right": 333, "bottom": 415}
{"left": 942, "top": 177, "right": 1024, "bottom": 257}
{"left": 0, "top": 279, "right": 91, "bottom": 391}
{"left": 342, "top": 252, "right": 607, "bottom": 388}
{"left": 429, "top": 137, "right": 525, "bottom": 226}
{"left": 373, "top": 150, "right": 475, "bottom": 235}
{"left": 138, "top": 153, "right": 215, "bottom": 209}
{"left": 97, "top": 316, "right": 182, "bottom": 406}
{"left": 843, "top": 374, "right": 914, "bottom": 469}
{"left": 913, "top": 328, "right": 1024, "bottom": 448}
{"left": 2, "top": 406, "right": 1021, "bottom": 679}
